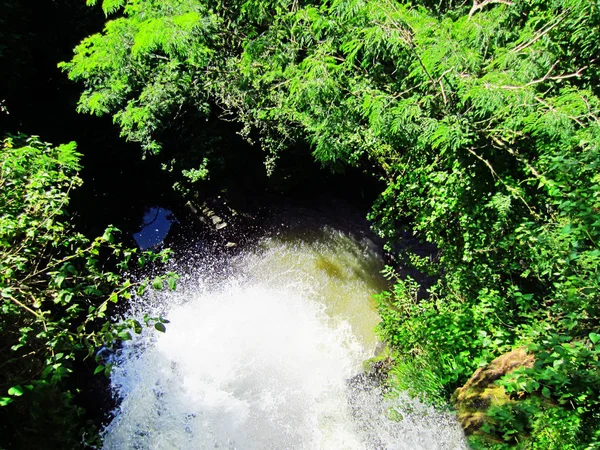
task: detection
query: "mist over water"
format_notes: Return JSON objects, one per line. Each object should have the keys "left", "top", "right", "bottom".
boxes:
{"left": 102, "top": 224, "right": 467, "bottom": 449}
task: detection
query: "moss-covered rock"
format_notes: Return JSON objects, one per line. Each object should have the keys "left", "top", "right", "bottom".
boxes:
{"left": 452, "top": 348, "right": 535, "bottom": 435}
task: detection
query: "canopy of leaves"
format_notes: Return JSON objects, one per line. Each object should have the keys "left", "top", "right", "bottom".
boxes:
{"left": 63, "top": 0, "right": 600, "bottom": 446}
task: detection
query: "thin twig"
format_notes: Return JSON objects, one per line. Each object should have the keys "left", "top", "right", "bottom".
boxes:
{"left": 7, "top": 294, "right": 46, "bottom": 326}
{"left": 490, "top": 135, "right": 543, "bottom": 179}
{"left": 499, "top": 64, "right": 587, "bottom": 90}
{"left": 467, "top": 147, "right": 540, "bottom": 219}
{"left": 535, "top": 96, "right": 585, "bottom": 126}
{"left": 468, "top": 0, "right": 514, "bottom": 19}
{"left": 510, "top": 10, "right": 570, "bottom": 54}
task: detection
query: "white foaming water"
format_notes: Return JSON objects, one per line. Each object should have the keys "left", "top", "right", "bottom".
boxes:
{"left": 102, "top": 227, "right": 467, "bottom": 449}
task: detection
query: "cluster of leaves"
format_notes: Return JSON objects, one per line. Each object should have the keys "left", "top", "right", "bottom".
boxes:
{"left": 60, "top": 0, "right": 221, "bottom": 155}
{"left": 62, "top": 0, "right": 600, "bottom": 447}
{"left": 0, "top": 135, "right": 176, "bottom": 448}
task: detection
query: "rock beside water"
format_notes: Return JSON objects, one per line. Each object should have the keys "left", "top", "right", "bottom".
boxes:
{"left": 452, "top": 347, "right": 535, "bottom": 434}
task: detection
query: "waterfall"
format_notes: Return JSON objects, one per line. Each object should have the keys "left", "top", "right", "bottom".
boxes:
{"left": 102, "top": 225, "right": 467, "bottom": 449}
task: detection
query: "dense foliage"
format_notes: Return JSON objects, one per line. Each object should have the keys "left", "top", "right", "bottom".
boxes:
{"left": 0, "top": 135, "right": 174, "bottom": 448}
{"left": 61, "top": 0, "right": 600, "bottom": 447}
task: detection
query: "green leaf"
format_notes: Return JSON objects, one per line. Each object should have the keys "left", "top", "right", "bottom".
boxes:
{"left": 94, "top": 365, "right": 105, "bottom": 375}
{"left": 54, "top": 274, "right": 66, "bottom": 288}
{"left": 589, "top": 333, "right": 600, "bottom": 345}
{"left": 152, "top": 277, "right": 164, "bottom": 290}
{"left": 132, "top": 320, "right": 143, "bottom": 334}
{"left": 8, "top": 385, "right": 23, "bottom": 397}
{"left": 154, "top": 322, "right": 167, "bottom": 333}
{"left": 118, "top": 331, "right": 132, "bottom": 341}
{"left": 101, "top": 0, "right": 125, "bottom": 15}
{"left": 102, "top": 227, "right": 115, "bottom": 243}
{"left": 137, "top": 282, "right": 148, "bottom": 296}
{"left": 542, "top": 386, "right": 551, "bottom": 398}
{"left": 167, "top": 272, "right": 179, "bottom": 290}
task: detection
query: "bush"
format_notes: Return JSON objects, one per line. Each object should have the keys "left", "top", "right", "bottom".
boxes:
{"left": 0, "top": 135, "right": 174, "bottom": 448}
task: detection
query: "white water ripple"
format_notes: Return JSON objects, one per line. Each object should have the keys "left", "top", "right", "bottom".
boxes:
{"left": 102, "top": 228, "right": 467, "bottom": 449}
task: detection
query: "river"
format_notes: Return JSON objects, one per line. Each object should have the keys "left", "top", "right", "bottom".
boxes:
{"left": 101, "top": 201, "right": 467, "bottom": 449}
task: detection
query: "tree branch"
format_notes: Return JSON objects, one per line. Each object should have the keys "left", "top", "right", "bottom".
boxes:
{"left": 510, "top": 10, "right": 570, "bottom": 54}
{"left": 535, "top": 96, "right": 585, "bottom": 126}
{"left": 499, "top": 63, "right": 587, "bottom": 90}
{"left": 468, "top": 0, "right": 514, "bottom": 19}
